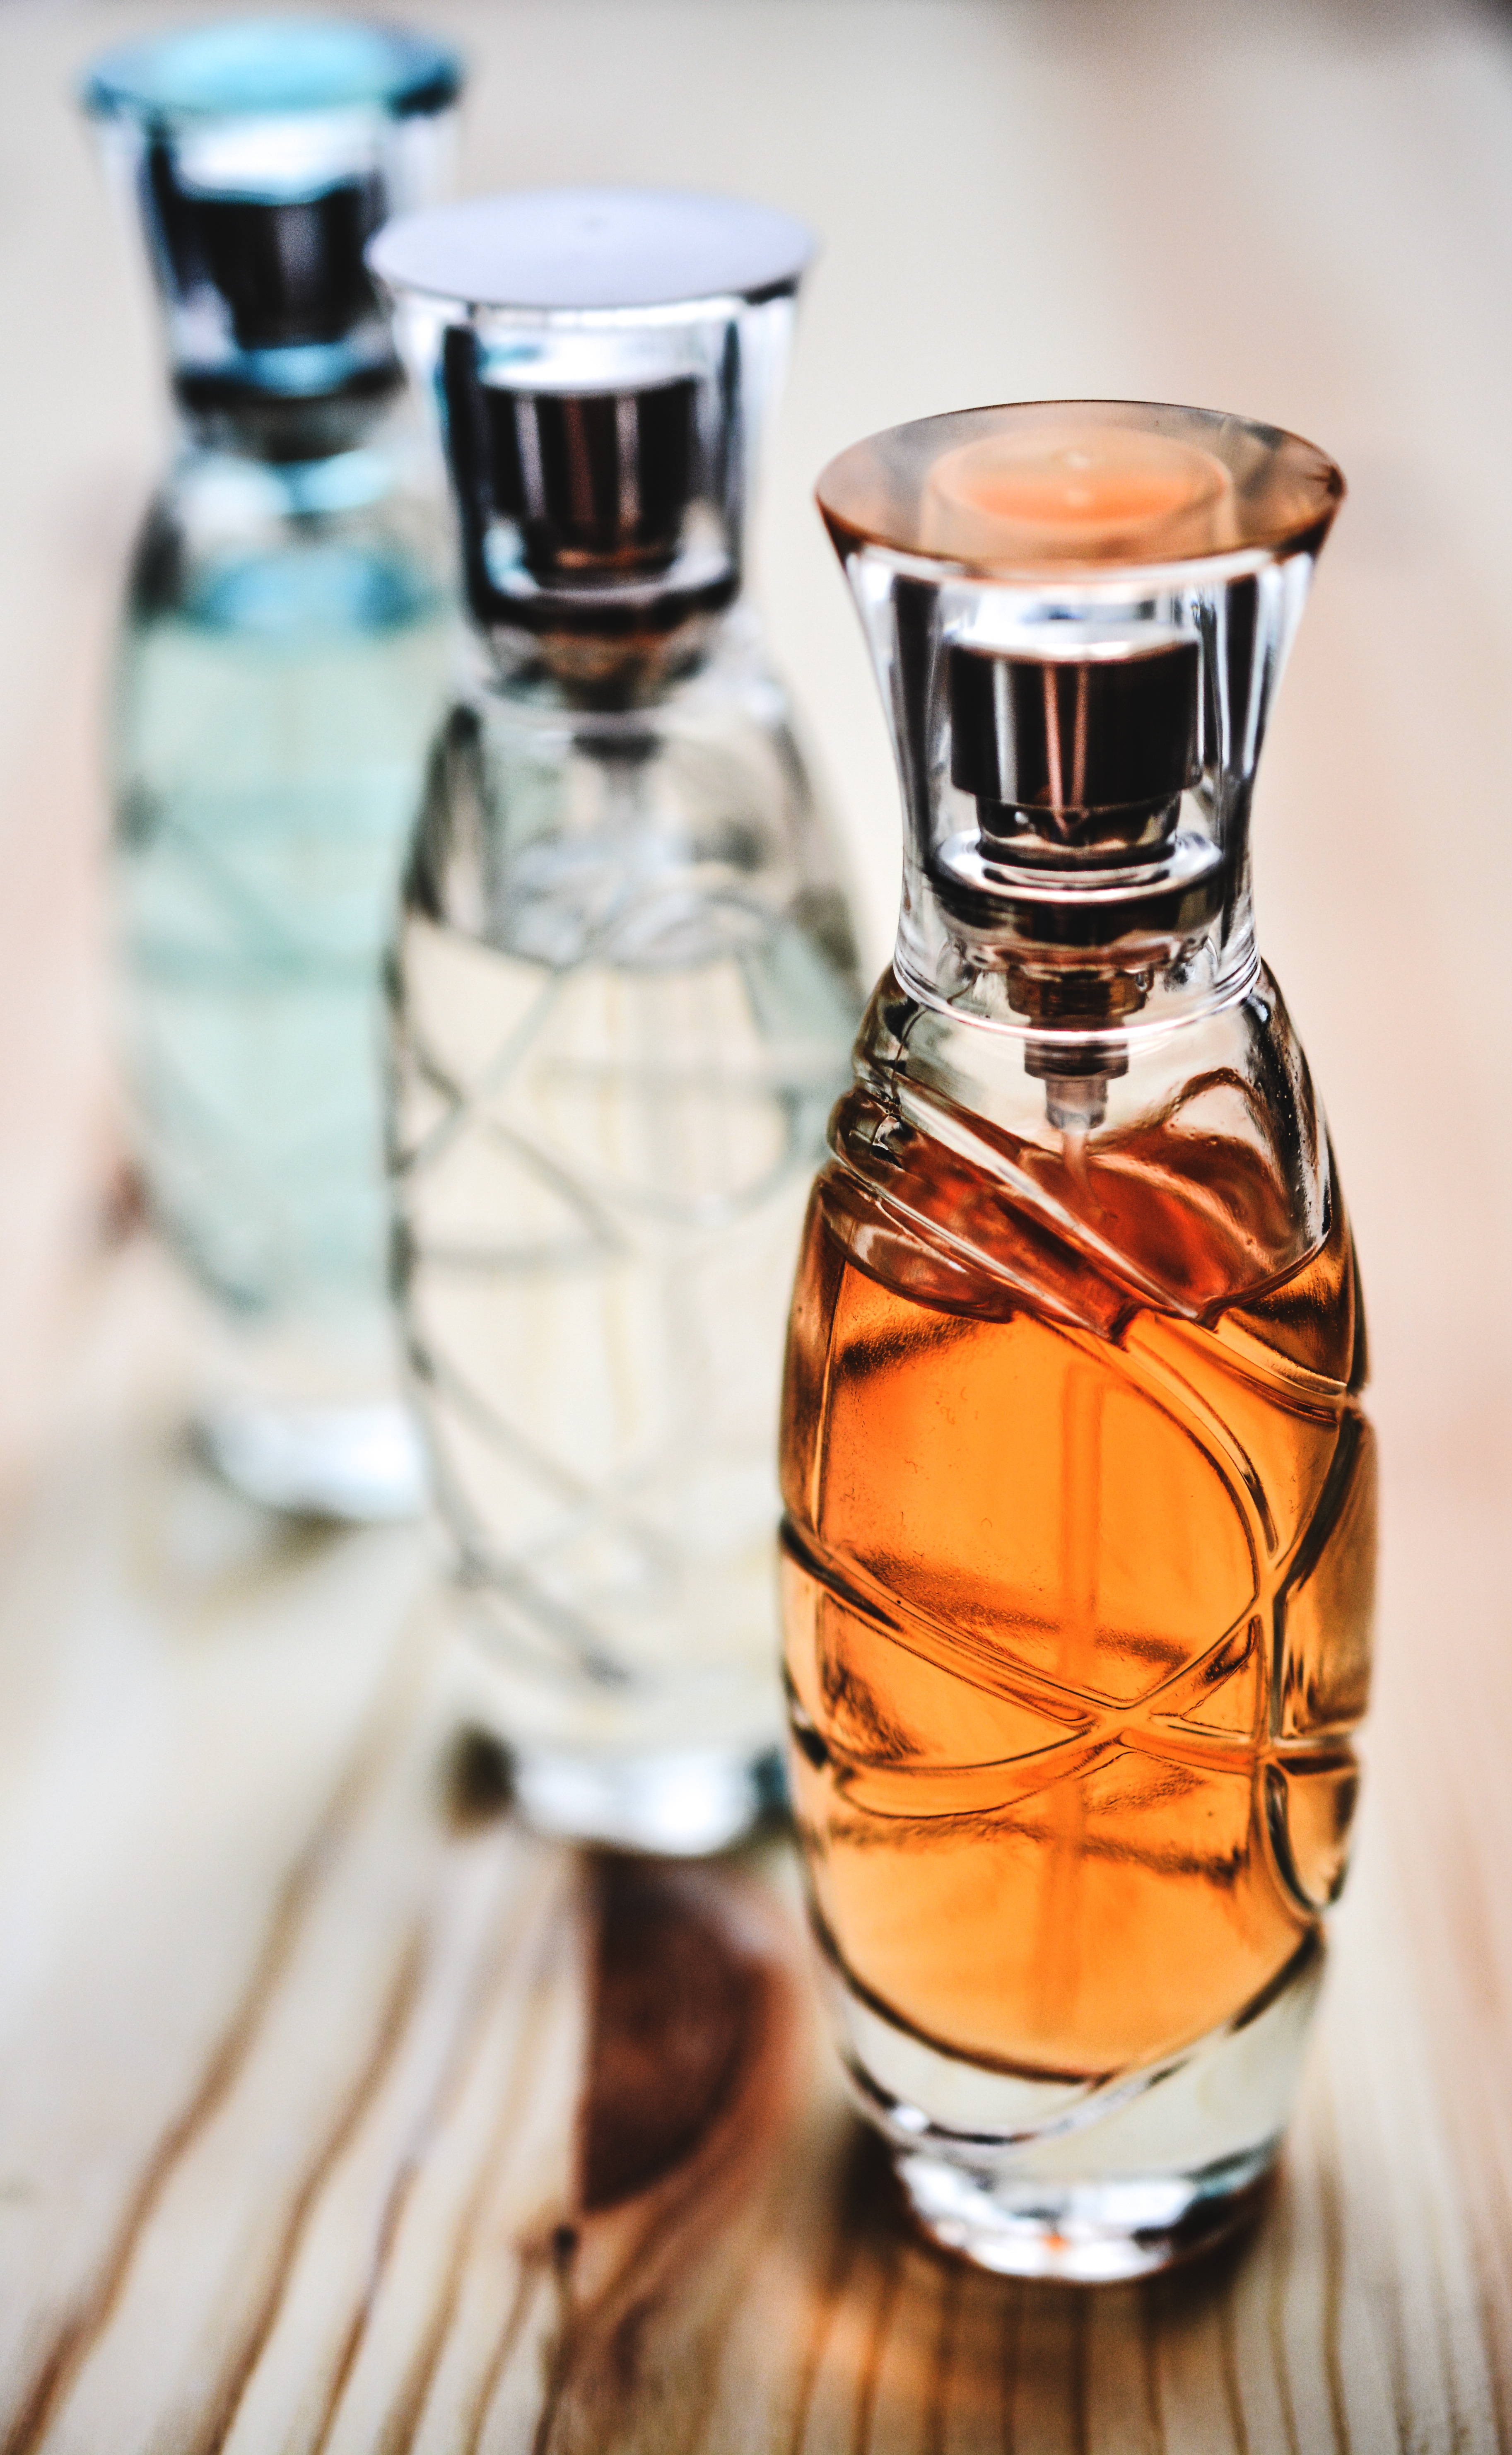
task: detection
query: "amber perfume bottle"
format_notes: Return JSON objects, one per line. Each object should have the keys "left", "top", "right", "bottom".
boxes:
{"left": 781, "top": 403, "right": 1374, "bottom": 2279}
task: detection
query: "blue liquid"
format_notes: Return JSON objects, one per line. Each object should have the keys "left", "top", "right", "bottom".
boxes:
{"left": 116, "top": 499, "right": 452, "bottom": 1330}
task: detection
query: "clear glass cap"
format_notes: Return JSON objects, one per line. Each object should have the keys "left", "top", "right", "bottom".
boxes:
{"left": 369, "top": 188, "right": 815, "bottom": 690}
{"left": 816, "top": 401, "right": 1343, "bottom": 1028}
{"left": 83, "top": 18, "right": 463, "bottom": 417}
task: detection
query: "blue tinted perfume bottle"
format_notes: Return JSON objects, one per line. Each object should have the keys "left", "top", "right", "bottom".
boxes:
{"left": 83, "top": 21, "right": 463, "bottom": 1518}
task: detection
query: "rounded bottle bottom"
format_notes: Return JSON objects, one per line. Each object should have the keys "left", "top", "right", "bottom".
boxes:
{"left": 449, "top": 1576, "right": 789, "bottom": 1854}
{"left": 896, "top": 2144, "right": 1273, "bottom": 2282}
{"left": 502, "top": 1739, "right": 786, "bottom": 1856}
{"left": 824, "top": 1927, "right": 1322, "bottom": 2280}
{"left": 197, "top": 1394, "right": 428, "bottom": 1523}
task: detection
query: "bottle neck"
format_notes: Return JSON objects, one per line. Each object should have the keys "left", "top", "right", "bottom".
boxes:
{"left": 845, "top": 958, "right": 1330, "bottom": 1324}
{"left": 472, "top": 579, "right": 754, "bottom": 715}
{"left": 172, "top": 359, "right": 405, "bottom": 465}
{"left": 893, "top": 825, "right": 1259, "bottom": 1066}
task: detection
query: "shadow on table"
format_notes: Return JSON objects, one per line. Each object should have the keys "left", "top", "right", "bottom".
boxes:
{"left": 434, "top": 1722, "right": 1273, "bottom": 2450}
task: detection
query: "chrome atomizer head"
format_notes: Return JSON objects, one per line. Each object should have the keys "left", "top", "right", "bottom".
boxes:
{"left": 83, "top": 18, "right": 463, "bottom": 456}
{"left": 817, "top": 402, "right": 1343, "bottom": 1121}
{"left": 368, "top": 187, "right": 814, "bottom": 701}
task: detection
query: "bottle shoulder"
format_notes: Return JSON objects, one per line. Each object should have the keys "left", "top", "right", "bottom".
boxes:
{"left": 452, "top": 620, "right": 824, "bottom": 808}
{"left": 806, "top": 966, "right": 1362, "bottom": 1386}
{"left": 401, "top": 649, "right": 863, "bottom": 989}
{"left": 112, "top": 450, "right": 457, "bottom": 789}
{"left": 126, "top": 434, "right": 451, "bottom": 637}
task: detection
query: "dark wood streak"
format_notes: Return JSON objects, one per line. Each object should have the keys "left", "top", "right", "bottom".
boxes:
{"left": 849, "top": 2233, "right": 902, "bottom": 2455}
{"left": 1364, "top": 2151, "right": 1419, "bottom": 2455}
{"left": 462, "top": 2242, "right": 553, "bottom": 2455}
{"left": 535, "top": 1855, "right": 800, "bottom": 2455}
{"left": 374, "top": 1887, "right": 574, "bottom": 2455}
{"left": 1008, "top": 2285, "right": 1082, "bottom": 2455}
{"left": 785, "top": 2127, "right": 893, "bottom": 2455}
{"left": 190, "top": 1929, "right": 428, "bottom": 2455}
{"left": 1266, "top": 2173, "right": 1302, "bottom": 2455}
{"left": 306, "top": 1854, "right": 562, "bottom": 2455}
{"left": 1314, "top": 2096, "right": 1356, "bottom": 2455}
{"left": 922, "top": 2255, "right": 962, "bottom": 2455}
{"left": 1469, "top": 2202, "right": 1512, "bottom": 2455}
{"left": 839, "top": 2239, "right": 898, "bottom": 2455}
{"left": 1140, "top": 2277, "right": 1169, "bottom": 2455}
{"left": 308, "top": 2036, "right": 432, "bottom": 2449}
{"left": 785, "top": 2121, "right": 903, "bottom": 2445}
{"left": 528, "top": 2229, "right": 580, "bottom": 2455}
{"left": 1149, "top": 2236, "right": 1265, "bottom": 2455}
{"left": 666, "top": 2180, "right": 795, "bottom": 2455}
{"left": 1071, "top": 2285, "right": 1092, "bottom": 2455}
{"left": 0, "top": 1677, "right": 414, "bottom": 2455}
{"left": 939, "top": 2269, "right": 1022, "bottom": 2455}
{"left": 999, "top": 2279, "right": 1023, "bottom": 2455}
{"left": 1218, "top": 2267, "right": 1253, "bottom": 2455}
{"left": 1428, "top": 2255, "right": 1470, "bottom": 2455}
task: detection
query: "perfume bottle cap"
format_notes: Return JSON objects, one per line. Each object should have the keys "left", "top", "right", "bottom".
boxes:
{"left": 371, "top": 189, "right": 815, "bottom": 685}
{"left": 367, "top": 186, "right": 813, "bottom": 313}
{"left": 145, "top": 170, "right": 386, "bottom": 356}
{"left": 818, "top": 398, "right": 1343, "bottom": 1038}
{"left": 818, "top": 400, "right": 1341, "bottom": 575}
{"left": 950, "top": 635, "right": 1201, "bottom": 827}
{"left": 82, "top": 20, "right": 459, "bottom": 121}
{"left": 83, "top": 19, "right": 462, "bottom": 423}
{"left": 472, "top": 371, "right": 700, "bottom": 581}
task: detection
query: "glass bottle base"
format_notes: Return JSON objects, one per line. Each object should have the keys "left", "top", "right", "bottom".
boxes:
{"left": 895, "top": 2144, "right": 1272, "bottom": 2281}
{"left": 197, "top": 1396, "right": 429, "bottom": 1524}
{"left": 505, "top": 1740, "right": 786, "bottom": 1855}
{"left": 823, "top": 1926, "right": 1321, "bottom": 2280}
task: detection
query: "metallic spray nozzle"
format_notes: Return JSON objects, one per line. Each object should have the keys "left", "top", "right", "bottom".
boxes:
{"left": 372, "top": 189, "right": 813, "bottom": 699}
{"left": 948, "top": 634, "right": 1201, "bottom": 1134}
{"left": 475, "top": 374, "right": 701, "bottom": 582}
{"left": 948, "top": 634, "right": 1201, "bottom": 849}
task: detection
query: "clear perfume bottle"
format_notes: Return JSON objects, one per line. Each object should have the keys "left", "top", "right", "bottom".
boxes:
{"left": 782, "top": 403, "right": 1375, "bottom": 2279}
{"left": 84, "top": 21, "right": 463, "bottom": 1519}
{"left": 370, "top": 190, "right": 865, "bottom": 1852}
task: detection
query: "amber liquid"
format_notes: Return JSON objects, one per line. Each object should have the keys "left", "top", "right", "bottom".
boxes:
{"left": 780, "top": 1075, "right": 1375, "bottom": 2084}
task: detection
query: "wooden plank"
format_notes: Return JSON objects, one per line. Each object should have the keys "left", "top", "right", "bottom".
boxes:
{"left": 0, "top": 1252, "right": 1497, "bottom": 2453}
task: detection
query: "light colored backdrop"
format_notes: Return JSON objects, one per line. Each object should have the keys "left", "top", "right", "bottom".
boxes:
{"left": 4, "top": 0, "right": 1511, "bottom": 1514}
{"left": 2, "top": 0, "right": 1509, "bottom": 1502}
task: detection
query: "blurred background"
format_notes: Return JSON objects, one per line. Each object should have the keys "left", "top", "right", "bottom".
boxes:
{"left": 2, "top": 0, "right": 1510, "bottom": 1534}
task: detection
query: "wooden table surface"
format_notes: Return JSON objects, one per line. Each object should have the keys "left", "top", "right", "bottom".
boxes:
{"left": 4, "top": 1, "right": 1512, "bottom": 2446}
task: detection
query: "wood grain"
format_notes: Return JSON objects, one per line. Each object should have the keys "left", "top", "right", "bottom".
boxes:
{"left": 4, "top": 0, "right": 1512, "bottom": 2445}
{"left": 0, "top": 1245, "right": 1495, "bottom": 2453}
